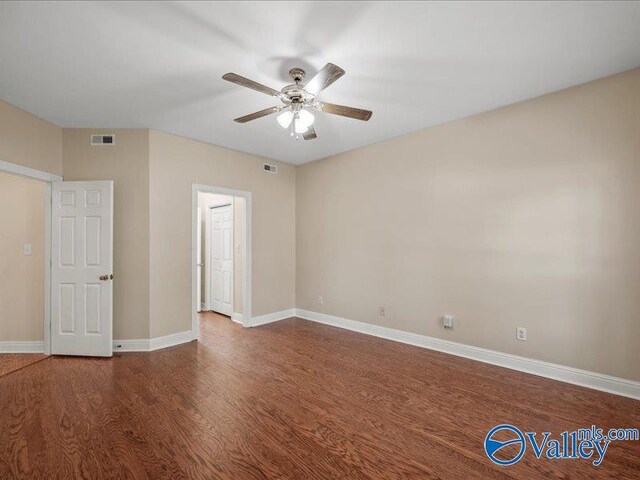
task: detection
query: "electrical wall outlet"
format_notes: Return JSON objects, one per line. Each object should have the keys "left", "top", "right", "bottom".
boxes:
{"left": 516, "top": 327, "right": 527, "bottom": 341}
{"left": 317, "top": 296, "right": 323, "bottom": 305}
{"left": 379, "top": 306, "right": 386, "bottom": 316}
{"left": 443, "top": 314, "right": 454, "bottom": 329}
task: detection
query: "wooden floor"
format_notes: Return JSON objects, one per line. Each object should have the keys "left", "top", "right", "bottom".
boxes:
{"left": 0, "top": 353, "right": 46, "bottom": 379}
{"left": 1, "top": 313, "right": 638, "bottom": 479}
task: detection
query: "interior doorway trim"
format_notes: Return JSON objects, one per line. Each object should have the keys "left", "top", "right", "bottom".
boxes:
{"left": 0, "top": 159, "right": 62, "bottom": 183}
{"left": 0, "top": 159, "right": 63, "bottom": 355}
{"left": 191, "top": 184, "right": 252, "bottom": 339}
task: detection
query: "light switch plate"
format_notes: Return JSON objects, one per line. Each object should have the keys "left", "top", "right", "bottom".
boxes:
{"left": 23, "top": 243, "right": 32, "bottom": 255}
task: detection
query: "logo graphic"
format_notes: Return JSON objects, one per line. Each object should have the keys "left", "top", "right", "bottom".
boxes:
{"left": 484, "top": 424, "right": 526, "bottom": 466}
{"left": 484, "top": 424, "right": 639, "bottom": 467}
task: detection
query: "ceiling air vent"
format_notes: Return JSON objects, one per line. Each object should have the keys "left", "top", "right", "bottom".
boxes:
{"left": 91, "top": 134, "right": 115, "bottom": 146}
{"left": 263, "top": 163, "right": 278, "bottom": 174}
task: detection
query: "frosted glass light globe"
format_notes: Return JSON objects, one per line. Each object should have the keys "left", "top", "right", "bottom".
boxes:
{"left": 277, "top": 110, "right": 293, "bottom": 129}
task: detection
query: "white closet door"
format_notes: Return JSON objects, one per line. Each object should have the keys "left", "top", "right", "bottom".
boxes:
{"left": 209, "top": 204, "right": 233, "bottom": 316}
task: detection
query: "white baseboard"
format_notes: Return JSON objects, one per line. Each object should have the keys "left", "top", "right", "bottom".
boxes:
{"left": 231, "top": 312, "right": 244, "bottom": 324}
{"left": 113, "top": 330, "right": 193, "bottom": 353}
{"left": 0, "top": 341, "right": 45, "bottom": 353}
{"left": 294, "top": 309, "right": 640, "bottom": 401}
{"left": 248, "top": 308, "right": 296, "bottom": 327}
{"left": 112, "top": 338, "right": 149, "bottom": 352}
{"left": 150, "top": 330, "right": 194, "bottom": 351}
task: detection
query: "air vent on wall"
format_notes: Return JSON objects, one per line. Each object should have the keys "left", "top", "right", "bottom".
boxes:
{"left": 263, "top": 163, "right": 278, "bottom": 174}
{"left": 91, "top": 134, "right": 115, "bottom": 146}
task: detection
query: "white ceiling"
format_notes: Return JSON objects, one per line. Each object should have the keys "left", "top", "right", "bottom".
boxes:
{"left": 1, "top": 1, "right": 640, "bottom": 165}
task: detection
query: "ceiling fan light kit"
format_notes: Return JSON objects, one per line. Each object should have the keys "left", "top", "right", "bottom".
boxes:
{"left": 222, "top": 63, "right": 373, "bottom": 141}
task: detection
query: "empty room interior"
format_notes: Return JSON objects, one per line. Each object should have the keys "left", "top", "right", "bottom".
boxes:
{"left": 1, "top": 1, "right": 639, "bottom": 478}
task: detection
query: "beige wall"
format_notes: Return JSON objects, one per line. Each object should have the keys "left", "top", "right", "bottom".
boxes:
{"left": 0, "top": 171, "right": 45, "bottom": 341}
{"left": 62, "top": 129, "right": 151, "bottom": 340}
{"left": 0, "top": 99, "right": 62, "bottom": 175}
{"left": 2, "top": 65, "right": 639, "bottom": 384}
{"left": 149, "top": 130, "right": 296, "bottom": 337}
{"left": 296, "top": 68, "right": 640, "bottom": 382}
{"left": 198, "top": 192, "right": 245, "bottom": 314}
{"left": 0, "top": 99, "right": 59, "bottom": 343}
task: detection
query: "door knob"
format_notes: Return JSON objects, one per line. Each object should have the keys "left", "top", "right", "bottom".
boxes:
{"left": 99, "top": 275, "right": 108, "bottom": 281}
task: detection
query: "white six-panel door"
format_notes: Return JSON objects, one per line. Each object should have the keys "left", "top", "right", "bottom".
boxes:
{"left": 208, "top": 204, "right": 233, "bottom": 316}
{"left": 51, "top": 181, "right": 113, "bottom": 356}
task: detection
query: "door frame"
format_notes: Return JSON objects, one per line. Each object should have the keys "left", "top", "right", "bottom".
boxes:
{"left": 191, "top": 184, "right": 252, "bottom": 339}
{"left": 0, "top": 159, "right": 62, "bottom": 355}
{"left": 204, "top": 199, "right": 233, "bottom": 313}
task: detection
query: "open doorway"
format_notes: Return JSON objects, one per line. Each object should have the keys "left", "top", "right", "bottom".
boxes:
{"left": 0, "top": 167, "right": 52, "bottom": 376}
{"left": 191, "top": 185, "right": 251, "bottom": 339}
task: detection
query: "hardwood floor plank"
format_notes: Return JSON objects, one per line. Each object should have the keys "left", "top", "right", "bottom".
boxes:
{"left": 199, "top": 329, "right": 507, "bottom": 478}
{"left": 1, "top": 313, "right": 638, "bottom": 479}
{"left": 0, "top": 354, "right": 46, "bottom": 379}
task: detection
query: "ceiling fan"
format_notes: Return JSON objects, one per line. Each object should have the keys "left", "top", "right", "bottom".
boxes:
{"left": 222, "top": 63, "right": 372, "bottom": 140}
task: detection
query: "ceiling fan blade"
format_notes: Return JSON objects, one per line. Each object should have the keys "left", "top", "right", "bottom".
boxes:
{"left": 316, "top": 102, "right": 373, "bottom": 121}
{"left": 303, "top": 126, "right": 318, "bottom": 140}
{"left": 234, "top": 105, "right": 285, "bottom": 123}
{"left": 304, "top": 63, "right": 345, "bottom": 95}
{"left": 222, "top": 73, "right": 281, "bottom": 97}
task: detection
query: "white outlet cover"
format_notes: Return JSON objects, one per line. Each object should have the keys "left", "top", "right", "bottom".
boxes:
{"left": 516, "top": 327, "right": 527, "bottom": 341}
{"left": 23, "top": 243, "right": 32, "bottom": 255}
{"left": 443, "top": 315, "right": 454, "bottom": 329}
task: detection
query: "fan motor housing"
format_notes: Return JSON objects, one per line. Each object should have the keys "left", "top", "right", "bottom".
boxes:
{"left": 280, "top": 83, "right": 314, "bottom": 105}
